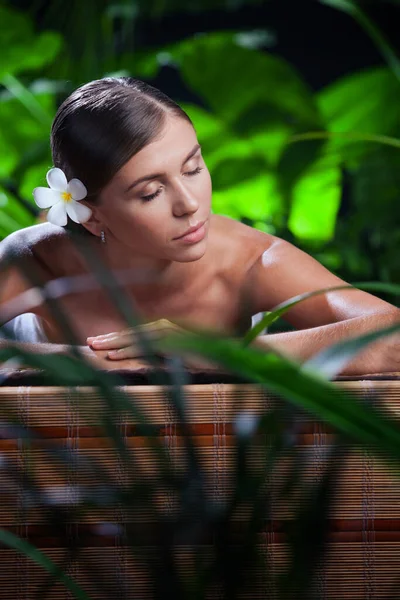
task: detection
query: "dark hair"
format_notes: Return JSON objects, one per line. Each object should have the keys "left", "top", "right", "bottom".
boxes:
{"left": 51, "top": 76, "right": 193, "bottom": 234}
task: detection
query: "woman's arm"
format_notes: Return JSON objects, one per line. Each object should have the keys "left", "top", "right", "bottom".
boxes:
{"left": 245, "top": 238, "right": 400, "bottom": 375}
{"left": 0, "top": 338, "right": 148, "bottom": 371}
{"left": 252, "top": 312, "right": 400, "bottom": 375}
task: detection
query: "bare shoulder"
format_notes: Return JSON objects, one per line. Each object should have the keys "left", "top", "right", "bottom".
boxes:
{"left": 0, "top": 223, "right": 71, "bottom": 278}
{"left": 1, "top": 222, "right": 64, "bottom": 254}
{"left": 209, "top": 214, "right": 282, "bottom": 272}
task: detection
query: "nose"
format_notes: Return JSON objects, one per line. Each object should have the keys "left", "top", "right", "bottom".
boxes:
{"left": 171, "top": 179, "right": 199, "bottom": 217}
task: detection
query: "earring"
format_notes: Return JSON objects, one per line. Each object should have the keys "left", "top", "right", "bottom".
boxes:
{"left": 100, "top": 230, "right": 106, "bottom": 244}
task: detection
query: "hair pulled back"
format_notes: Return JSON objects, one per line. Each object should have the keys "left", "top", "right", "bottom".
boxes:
{"left": 51, "top": 76, "right": 192, "bottom": 204}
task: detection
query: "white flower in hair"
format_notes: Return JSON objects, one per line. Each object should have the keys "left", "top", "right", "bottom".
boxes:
{"left": 33, "top": 168, "right": 92, "bottom": 226}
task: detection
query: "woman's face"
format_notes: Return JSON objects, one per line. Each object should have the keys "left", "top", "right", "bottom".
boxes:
{"left": 92, "top": 115, "right": 212, "bottom": 263}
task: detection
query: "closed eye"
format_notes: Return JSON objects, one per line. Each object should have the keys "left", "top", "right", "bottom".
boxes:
{"left": 185, "top": 166, "right": 203, "bottom": 176}
{"left": 141, "top": 188, "right": 163, "bottom": 202}
{"left": 141, "top": 166, "right": 203, "bottom": 202}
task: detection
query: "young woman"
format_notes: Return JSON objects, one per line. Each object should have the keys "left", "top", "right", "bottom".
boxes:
{"left": 0, "top": 77, "right": 399, "bottom": 374}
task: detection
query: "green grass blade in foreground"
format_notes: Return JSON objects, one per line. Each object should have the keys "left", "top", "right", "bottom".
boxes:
{"left": 280, "top": 441, "right": 348, "bottom": 599}
{"left": 0, "top": 529, "right": 90, "bottom": 600}
{"left": 243, "top": 281, "right": 400, "bottom": 346}
{"left": 0, "top": 346, "right": 178, "bottom": 487}
{"left": 304, "top": 321, "right": 400, "bottom": 379}
{"left": 243, "top": 285, "right": 353, "bottom": 345}
{"left": 160, "top": 333, "right": 400, "bottom": 460}
{"left": 67, "top": 233, "right": 166, "bottom": 378}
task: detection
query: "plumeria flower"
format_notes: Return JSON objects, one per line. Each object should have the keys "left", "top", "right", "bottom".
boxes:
{"left": 33, "top": 167, "right": 92, "bottom": 226}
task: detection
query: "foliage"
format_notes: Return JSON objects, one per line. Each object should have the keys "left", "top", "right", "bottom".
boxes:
{"left": 0, "top": 2, "right": 399, "bottom": 297}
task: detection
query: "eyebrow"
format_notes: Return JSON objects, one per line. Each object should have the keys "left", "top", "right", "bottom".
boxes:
{"left": 124, "top": 143, "right": 202, "bottom": 193}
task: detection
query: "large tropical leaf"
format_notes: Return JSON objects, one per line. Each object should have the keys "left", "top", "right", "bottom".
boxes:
{"left": 287, "top": 154, "right": 342, "bottom": 241}
{"left": 317, "top": 67, "right": 400, "bottom": 165}
{"left": 168, "top": 32, "right": 322, "bottom": 129}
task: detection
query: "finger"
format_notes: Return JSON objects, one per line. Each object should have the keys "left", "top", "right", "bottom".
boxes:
{"left": 87, "top": 321, "right": 165, "bottom": 346}
{"left": 107, "top": 347, "right": 143, "bottom": 360}
{"left": 89, "top": 334, "right": 135, "bottom": 350}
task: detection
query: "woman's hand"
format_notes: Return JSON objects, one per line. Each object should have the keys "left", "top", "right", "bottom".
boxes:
{"left": 86, "top": 319, "right": 187, "bottom": 360}
{"left": 86, "top": 319, "right": 220, "bottom": 371}
{"left": 76, "top": 345, "right": 149, "bottom": 371}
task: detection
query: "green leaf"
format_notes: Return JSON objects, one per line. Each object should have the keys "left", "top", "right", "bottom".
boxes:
{"left": 169, "top": 32, "right": 322, "bottom": 129}
{"left": 0, "top": 185, "right": 34, "bottom": 235}
{"left": 287, "top": 156, "right": 342, "bottom": 241}
{"left": 0, "top": 89, "right": 54, "bottom": 151}
{"left": 0, "top": 6, "right": 62, "bottom": 79}
{"left": 1, "top": 75, "right": 52, "bottom": 126}
{"left": 0, "top": 528, "right": 90, "bottom": 600}
{"left": 243, "top": 284, "right": 354, "bottom": 346}
{"left": 317, "top": 67, "right": 400, "bottom": 165}
{"left": 179, "top": 103, "right": 285, "bottom": 221}
{"left": 305, "top": 320, "right": 400, "bottom": 378}
{"left": 318, "top": 68, "right": 400, "bottom": 134}
{"left": 341, "top": 146, "right": 400, "bottom": 287}
{"left": 243, "top": 281, "right": 400, "bottom": 346}
{"left": 0, "top": 133, "right": 18, "bottom": 178}
{"left": 180, "top": 103, "right": 226, "bottom": 142}
{"left": 212, "top": 172, "right": 282, "bottom": 221}
{"left": 19, "top": 162, "right": 51, "bottom": 202}
{"left": 161, "top": 332, "right": 400, "bottom": 461}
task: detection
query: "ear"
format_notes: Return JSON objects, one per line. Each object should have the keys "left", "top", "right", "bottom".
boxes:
{"left": 79, "top": 202, "right": 104, "bottom": 238}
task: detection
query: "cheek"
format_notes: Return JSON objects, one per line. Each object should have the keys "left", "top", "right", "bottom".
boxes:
{"left": 203, "top": 170, "right": 213, "bottom": 202}
{"left": 108, "top": 203, "right": 169, "bottom": 243}
{"left": 206, "top": 167, "right": 212, "bottom": 187}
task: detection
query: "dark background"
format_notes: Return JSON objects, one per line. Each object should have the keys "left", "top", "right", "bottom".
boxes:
{"left": 13, "top": 0, "right": 400, "bottom": 93}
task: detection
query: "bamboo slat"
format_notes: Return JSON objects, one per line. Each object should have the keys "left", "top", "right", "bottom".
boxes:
{"left": 0, "top": 377, "right": 399, "bottom": 599}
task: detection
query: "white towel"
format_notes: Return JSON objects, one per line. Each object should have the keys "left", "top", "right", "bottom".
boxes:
{"left": 1, "top": 313, "right": 48, "bottom": 343}
{"left": 251, "top": 312, "right": 267, "bottom": 334}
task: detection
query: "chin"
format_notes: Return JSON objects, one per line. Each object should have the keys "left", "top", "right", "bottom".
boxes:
{"left": 174, "top": 240, "right": 208, "bottom": 263}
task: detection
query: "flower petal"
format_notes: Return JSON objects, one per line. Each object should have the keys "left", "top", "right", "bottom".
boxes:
{"left": 33, "top": 187, "right": 61, "bottom": 209}
{"left": 46, "top": 168, "right": 67, "bottom": 192}
{"left": 67, "top": 178, "right": 87, "bottom": 201}
{"left": 66, "top": 201, "right": 92, "bottom": 224}
{"left": 47, "top": 201, "right": 68, "bottom": 226}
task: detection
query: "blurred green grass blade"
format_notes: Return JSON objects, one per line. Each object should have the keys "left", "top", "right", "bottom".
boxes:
{"left": 1, "top": 244, "right": 178, "bottom": 485}
{"left": 244, "top": 311, "right": 275, "bottom": 342}
{"left": 228, "top": 409, "right": 285, "bottom": 594}
{"left": 244, "top": 281, "right": 400, "bottom": 346}
{"left": 0, "top": 336, "right": 178, "bottom": 490}
{"left": 304, "top": 321, "right": 400, "bottom": 379}
{"left": 0, "top": 529, "right": 90, "bottom": 600}
{"left": 320, "top": 0, "right": 400, "bottom": 83}
{"left": 243, "top": 284, "right": 354, "bottom": 345}
{"left": 279, "top": 441, "right": 348, "bottom": 599}
{"left": 161, "top": 333, "right": 400, "bottom": 460}
{"left": 68, "top": 233, "right": 168, "bottom": 379}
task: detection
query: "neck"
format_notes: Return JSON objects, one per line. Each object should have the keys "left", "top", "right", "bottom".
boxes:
{"left": 93, "top": 237, "right": 185, "bottom": 293}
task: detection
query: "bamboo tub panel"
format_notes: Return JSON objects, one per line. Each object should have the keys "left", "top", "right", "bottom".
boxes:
{"left": 0, "top": 379, "right": 399, "bottom": 599}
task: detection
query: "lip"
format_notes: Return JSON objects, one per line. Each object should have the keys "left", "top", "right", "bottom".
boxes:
{"left": 174, "top": 220, "right": 206, "bottom": 244}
